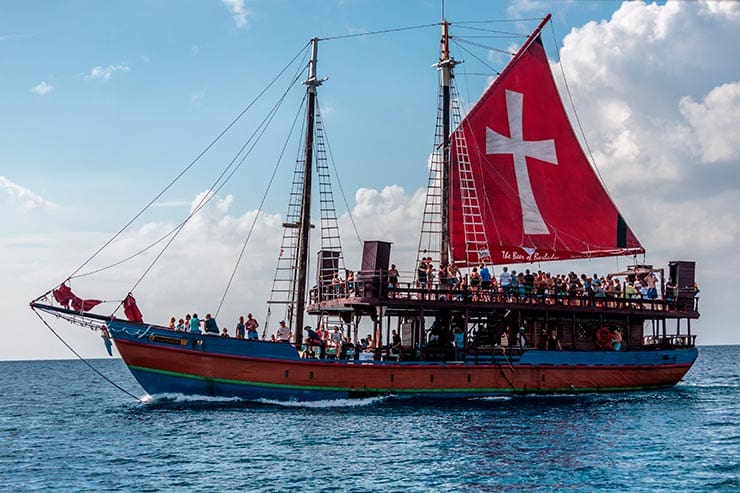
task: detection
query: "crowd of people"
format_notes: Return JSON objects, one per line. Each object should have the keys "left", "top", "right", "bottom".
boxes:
{"left": 167, "top": 312, "right": 260, "bottom": 340}
{"left": 405, "top": 259, "right": 672, "bottom": 306}
{"left": 299, "top": 324, "right": 408, "bottom": 360}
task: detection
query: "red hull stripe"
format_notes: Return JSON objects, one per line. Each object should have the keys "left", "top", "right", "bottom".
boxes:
{"left": 117, "top": 339, "right": 692, "bottom": 394}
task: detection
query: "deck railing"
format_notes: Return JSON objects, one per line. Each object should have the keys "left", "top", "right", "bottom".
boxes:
{"left": 311, "top": 271, "right": 700, "bottom": 314}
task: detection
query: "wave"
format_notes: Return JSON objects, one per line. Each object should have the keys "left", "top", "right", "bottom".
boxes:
{"left": 137, "top": 392, "right": 391, "bottom": 410}
{"left": 254, "top": 395, "right": 392, "bottom": 408}
{"left": 469, "top": 396, "right": 513, "bottom": 401}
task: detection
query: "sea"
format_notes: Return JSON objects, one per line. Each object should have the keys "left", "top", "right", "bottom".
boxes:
{"left": 1, "top": 346, "right": 738, "bottom": 492}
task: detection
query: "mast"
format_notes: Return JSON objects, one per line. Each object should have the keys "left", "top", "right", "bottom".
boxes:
{"left": 294, "top": 38, "right": 321, "bottom": 345}
{"left": 439, "top": 20, "right": 454, "bottom": 267}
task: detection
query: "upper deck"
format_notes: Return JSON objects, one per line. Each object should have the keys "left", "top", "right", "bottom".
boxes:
{"left": 307, "top": 275, "right": 700, "bottom": 320}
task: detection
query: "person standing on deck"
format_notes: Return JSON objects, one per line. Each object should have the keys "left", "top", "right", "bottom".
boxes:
{"left": 417, "top": 258, "right": 428, "bottom": 297}
{"left": 235, "top": 316, "right": 246, "bottom": 339}
{"left": 517, "top": 323, "right": 527, "bottom": 349}
{"left": 500, "top": 267, "right": 511, "bottom": 297}
{"left": 189, "top": 313, "right": 200, "bottom": 334}
{"left": 203, "top": 314, "right": 219, "bottom": 335}
{"left": 480, "top": 264, "right": 491, "bottom": 289}
{"left": 645, "top": 271, "right": 658, "bottom": 300}
{"left": 246, "top": 313, "right": 259, "bottom": 340}
{"left": 391, "top": 330, "right": 402, "bottom": 355}
{"left": 453, "top": 326, "right": 465, "bottom": 360}
{"left": 388, "top": 264, "right": 399, "bottom": 297}
{"left": 546, "top": 329, "right": 562, "bottom": 350}
{"left": 612, "top": 329, "right": 623, "bottom": 351}
{"left": 276, "top": 320, "right": 291, "bottom": 342}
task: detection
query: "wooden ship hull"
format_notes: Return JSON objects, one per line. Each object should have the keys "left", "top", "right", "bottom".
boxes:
{"left": 109, "top": 322, "right": 696, "bottom": 401}
{"left": 106, "top": 277, "right": 699, "bottom": 401}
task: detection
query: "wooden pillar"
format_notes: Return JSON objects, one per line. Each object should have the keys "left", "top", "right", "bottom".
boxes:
{"left": 571, "top": 312, "right": 576, "bottom": 350}
{"left": 687, "top": 318, "right": 692, "bottom": 346}
{"left": 464, "top": 309, "right": 469, "bottom": 350}
{"left": 625, "top": 315, "right": 630, "bottom": 349}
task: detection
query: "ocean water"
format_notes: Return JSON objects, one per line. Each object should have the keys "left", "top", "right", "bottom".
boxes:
{"left": 1, "top": 346, "right": 738, "bottom": 492}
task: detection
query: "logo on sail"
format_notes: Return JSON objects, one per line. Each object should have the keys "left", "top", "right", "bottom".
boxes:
{"left": 486, "top": 89, "right": 558, "bottom": 235}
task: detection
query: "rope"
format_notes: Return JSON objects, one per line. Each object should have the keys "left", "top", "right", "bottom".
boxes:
{"left": 319, "top": 23, "right": 439, "bottom": 41}
{"left": 453, "top": 17, "right": 542, "bottom": 25}
{"left": 111, "top": 53, "right": 310, "bottom": 317}
{"left": 452, "top": 39, "right": 502, "bottom": 76}
{"left": 62, "top": 41, "right": 311, "bottom": 282}
{"left": 454, "top": 37, "right": 515, "bottom": 57}
{"left": 453, "top": 25, "right": 528, "bottom": 38}
{"left": 32, "top": 308, "right": 143, "bottom": 403}
{"left": 215, "top": 93, "right": 308, "bottom": 318}
{"left": 548, "top": 22, "right": 610, "bottom": 192}
{"left": 316, "top": 98, "right": 363, "bottom": 248}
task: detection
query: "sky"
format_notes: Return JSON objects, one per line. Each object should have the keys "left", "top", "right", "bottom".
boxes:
{"left": 1, "top": 0, "right": 739, "bottom": 360}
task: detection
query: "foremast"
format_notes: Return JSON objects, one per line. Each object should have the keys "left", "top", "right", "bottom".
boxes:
{"left": 294, "top": 38, "right": 322, "bottom": 345}
{"left": 438, "top": 20, "right": 455, "bottom": 267}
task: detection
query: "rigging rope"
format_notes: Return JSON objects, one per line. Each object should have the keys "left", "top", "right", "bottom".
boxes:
{"left": 453, "top": 17, "right": 542, "bottom": 24}
{"left": 451, "top": 39, "right": 502, "bottom": 76}
{"left": 319, "top": 23, "right": 439, "bottom": 41}
{"left": 62, "top": 41, "right": 311, "bottom": 283}
{"left": 547, "top": 23, "right": 614, "bottom": 201}
{"left": 315, "top": 98, "right": 363, "bottom": 248}
{"left": 113, "top": 56, "right": 309, "bottom": 317}
{"left": 215, "top": 93, "right": 308, "bottom": 318}
{"left": 453, "top": 24, "right": 528, "bottom": 38}
{"left": 454, "top": 37, "right": 515, "bottom": 56}
{"left": 31, "top": 308, "right": 143, "bottom": 403}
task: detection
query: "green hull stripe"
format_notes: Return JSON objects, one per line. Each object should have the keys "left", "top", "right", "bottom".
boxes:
{"left": 129, "top": 365, "right": 674, "bottom": 394}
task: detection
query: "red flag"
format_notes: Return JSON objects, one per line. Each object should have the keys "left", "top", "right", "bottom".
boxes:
{"left": 71, "top": 297, "right": 102, "bottom": 312}
{"left": 53, "top": 284, "right": 75, "bottom": 309}
{"left": 123, "top": 293, "right": 144, "bottom": 323}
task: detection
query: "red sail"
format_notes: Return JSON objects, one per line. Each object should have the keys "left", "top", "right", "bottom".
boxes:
{"left": 449, "top": 22, "right": 644, "bottom": 266}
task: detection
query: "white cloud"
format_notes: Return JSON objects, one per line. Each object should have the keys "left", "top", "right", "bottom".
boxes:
{"left": 6, "top": 1, "right": 740, "bottom": 363}
{"left": 507, "top": 0, "right": 547, "bottom": 18}
{"left": 549, "top": 0, "right": 740, "bottom": 344}
{"left": 190, "top": 90, "right": 205, "bottom": 104}
{"left": 0, "top": 176, "right": 56, "bottom": 211}
{"left": 30, "top": 81, "right": 54, "bottom": 95}
{"left": 679, "top": 82, "right": 740, "bottom": 163}
{"left": 85, "top": 63, "right": 130, "bottom": 81}
{"left": 222, "top": 0, "right": 251, "bottom": 28}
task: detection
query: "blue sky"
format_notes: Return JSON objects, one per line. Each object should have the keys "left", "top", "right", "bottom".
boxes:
{"left": 2, "top": 1, "right": 739, "bottom": 360}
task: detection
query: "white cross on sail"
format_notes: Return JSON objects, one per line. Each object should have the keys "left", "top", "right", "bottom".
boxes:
{"left": 486, "top": 89, "right": 558, "bottom": 235}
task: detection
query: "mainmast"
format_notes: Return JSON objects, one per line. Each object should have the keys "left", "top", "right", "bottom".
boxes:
{"left": 438, "top": 20, "right": 455, "bottom": 267}
{"left": 294, "top": 38, "right": 322, "bottom": 345}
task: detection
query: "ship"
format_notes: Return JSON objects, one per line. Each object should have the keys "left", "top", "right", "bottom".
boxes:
{"left": 31, "top": 14, "right": 699, "bottom": 402}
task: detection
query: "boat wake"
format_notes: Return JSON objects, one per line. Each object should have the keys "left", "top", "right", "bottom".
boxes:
{"left": 469, "top": 396, "right": 513, "bottom": 402}
{"left": 137, "top": 392, "right": 391, "bottom": 409}
{"left": 255, "top": 395, "right": 392, "bottom": 409}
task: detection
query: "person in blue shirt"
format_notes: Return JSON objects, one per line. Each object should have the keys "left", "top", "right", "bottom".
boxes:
{"left": 235, "top": 316, "right": 246, "bottom": 339}
{"left": 189, "top": 313, "right": 201, "bottom": 334}
{"left": 453, "top": 326, "right": 465, "bottom": 360}
{"left": 480, "top": 263, "right": 492, "bottom": 289}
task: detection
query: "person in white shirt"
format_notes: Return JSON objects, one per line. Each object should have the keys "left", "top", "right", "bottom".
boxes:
{"left": 276, "top": 320, "right": 292, "bottom": 342}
